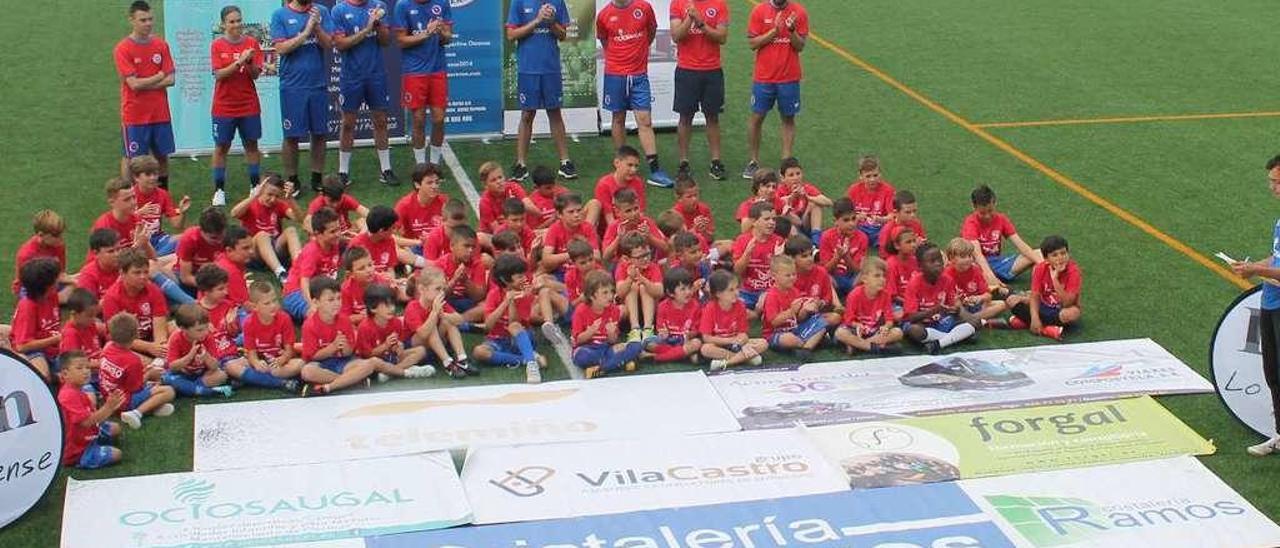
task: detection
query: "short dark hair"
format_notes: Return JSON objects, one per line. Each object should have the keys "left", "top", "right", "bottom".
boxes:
{"left": 412, "top": 163, "right": 442, "bottom": 186}
{"left": 501, "top": 197, "right": 526, "bottom": 217}
{"left": 443, "top": 199, "right": 467, "bottom": 222}
{"left": 492, "top": 230, "right": 521, "bottom": 252}
{"left": 222, "top": 224, "right": 250, "bottom": 249}
{"left": 65, "top": 287, "right": 98, "bottom": 314}
{"left": 129, "top": 1, "right": 151, "bottom": 15}
{"left": 583, "top": 270, "right": 615, "bottom": 301}
{"left": 708, "top": 269, "right": 737, "bottom": 295}
{"left": 674, "top": 174, "right": 698, "bottom": 196}
{"left": 783, "top": 234, "right": 814, "bottom": 257}
{"left": 366, "top": 205, "right": 398, "bottom": 233}
{"left": 89, "top": 228, "right": 121, "bottom": 252}
{"left": 555, "top": 191, "right": 583, "bottom": 212}
{"left": 450, "top": 224, "right": 478, "bottom": 243}
{"left": 779, "top": 157, "right": 802, "bottom": 174}
{"left": 174, "top": 303, "right": 209, "bottom": 329}
{"left": 971, "top": 185, "right": 996, "bottom": 206}
{"left": 613, "top": 187, "right": 638, "bottom": 207}
{"left": 117, "top": 248, "right": 150, "bottom": 272}
{"left": 195, "top": 263, "right": 229, "bottom": 292}
{"left": 893, "top": 190, "right": 917, "bottom": 210}
{"left": 773, "top": 216, "right": 792, "bottom": 238}
{"left": 310, "top": 207, "right": 340, "bottom": 233}
{"left": 832, "top": 198, "right": 855, "bottom": 219}
{"left": 363, "top": 283, "right": 397, "bottom": 311}
{"left": 748, "top": 201, "right": 774, "bottom": 220}
{"left": 531, "top": 165, "right": 556, "bottom": 187}
{"left": 567, "top": 239, "right": 595, "bottom": 261}
{"left": 309, "top": 276, "right": 341, "bottom": 298}
{"left": 1267, "top": 155, "right": 1280, "bottom": 171}
{"left": 662, "top": 267, "right": 693, "bottom": 295}
{"left": 670, "top": 231, "right": 700, "bottom": 253}
{"left": 915, "top": 241, "right": 941, "bottom": 263}
{"left": 108, "top": 313, "right": 139, "bottom": 345}
{"left": 751, "top": 168, "right": 779, "bottom": 194}
{"left": 198, "top": 207, "right": 227, "bottom": 235}
{"left": 220, "top": 5, "right": 241, "bottom": 22}
{"left": 883, "top": 226, "right": 917, "bottom": 256}
{"left": 1040, "top": 235, "right": 1069, "bottom": 256}
{"left": 618, "top": 232, "right": 648, "bottom": 257}
{"left": 616, "top": 145, "right": 641, "bottom": 160}
{"left": 342, "top": 245, "right": 370, "bottom": 272}
{"left": 320, "top": 175, "right": 346, "bottom": 200}
{"left": 492, "top": 253, "right": 527, "bottom": 288}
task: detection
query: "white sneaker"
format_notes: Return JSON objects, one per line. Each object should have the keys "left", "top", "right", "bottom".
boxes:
{"left": 525, "top": 360, "right": 542, "bottom": 384}
{"left": 377, "top": 372, "right": 392, "bottom": 384}
{"left": 749, "top": 354, "right": 764, "bottom": 366}
{"left": 154, "top": 403, "right": 175, "bottom": 417}
{"left": 1247, "top": 436, "right": 1280, "bottom": 457}
{"left": 709, "top": 359, "right": 728, "bottom": 372}
{"left": 212, "top": 189, "right": 226, "bottom": 207}
{"left": 120, "top": 410, "right": 142, "bottom": 429}
{"left": 405, "top": 365, "right": 436, "bottom": 378}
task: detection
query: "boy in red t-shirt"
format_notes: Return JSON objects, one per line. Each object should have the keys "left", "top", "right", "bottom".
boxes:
{"left": 60, "top": 289, "right": 106, "bottom": 386}
{"left": 884, "top": 225, "right": 920, "bottom": 305}
{"left": 820, "top": 198, "right": 870, "bottom": 300}
{"left": 615, "top": 233, "right": 664, "bottom": 342}
{"left": 785, "top": 235, "right": 842, "bottom": 322}
{"left": 648, "top": 267, "right": 703, "bottom": 363}
{"left": 961, "top": 184, "right": 1044, "bottom": 289}
{"left": 699, "top": 270, "right": 768, "bottom": 371}
{"left": 563, "top": 239, "right": 603, "bottom": 309}
{"left": 229, "top": 174, "right": 303, "bottom": 281}
{"left": 77, "top": 229, "right": 123, "bottom": 300}
{"left": 306, "top": 176, "right": 369, "bottom": 242}
{"left": 405, "top": 268, "right": 472, "bottom": 378}
{"left": 100, "top": 249, "right": 169, "bottom": 358}
{"left": 216, "top": 225, "right": 254, "bottom": 308}
{"left": 433, "top": 225, "right": 489, "bottom": 324}
{"left": 671, "top": 176, "right": 716, "bottom": 243}
{"left": 352, "top": 205, "right": 429, "bottom": 279}
{"left": 355, "top": 284, "right": 433, "bottom": 380}
{"left": 902, "top": 243, "right": 980, "bottom": 355}
{"left": 527, "top": 166, "right": 569, "bottom": 230}
{"left": 476, "top": 161, "right": 539, "bottom": 235}
{"left": 242, "top": 281, "right": 306, "bottom": 386}
{"left": 943, "top": 238, "right": 1008, "bottom": 323}
{"left": 572, "top": 270, "right": 645, "bottom": 379}
{"left": 11, "top": 258, "right": 63, "bottom": 380}
{"left": 540, "top": 192, "right": 600, "bottom": 274}
{"left": 419, "top": 199, "right": 470, "bottom": 261}
{"left": 761, "top": 256, "right": 831, "bottom": 362}
{"left": 732, "top": 201, "right": 784, "bottom": 314}
{"left": 100, "top": 313, "right": 176, "bottom": 430}
{"left": 11, "top": 210, "right": 74, "bottom": 300}
{"left": 1006, "top": 235, "right": 1082, "bottom": 340}
{"left": 777, "top": 157, "right": 831, "bottom": 241}
{"left": 282, "top": 208, "right": 343, "bottom": 321}
{"left": 834, "top": 256, "right": 903, "bottom": 354}
{"left": 92, "top": 176, "right": 154, "bottom": 257}
{"left": 665, "top": 231, "right": 712, "bottom": 299}
{"left": 744, "top": 0, "right": 808, "bottom": 177}
{"left": 879, "top": 190, "right": 928, "bottom": 258}
{"left": 603, "top": 188, "right": 669, "bottom": 261}
{"left": 173, "top": 207, "right": 227, "bottom": 292}
{"left": 162, "top": 304, "right": 235, "bottom": 398}
{"left": 339, "top": 246, "right": 381, "bottom": 327}
{"left": 299, "top": 277, "right": 378, "bottom": 396}
{"left": 474, "top": 255, "right": 554, "bottom": 383}
{"left": 736, "top": 169, "right": 784, "bottom": 234}
{"left": 846, "top": 156, "right": 896, "bottom": 246}
{"left": 196, "top": 266, "right": 300, "bottom": 393}
{"left": 130, "top": 155, "right": 190, "bottom": 257}
{"left": 587, "top": 146, "right": 648, "bottom": 229}
{"left": 57, "top": 353, "right": 124, "bottom": 469}
{"left": 395, "top": 163, "right": 451, "bottom": 245}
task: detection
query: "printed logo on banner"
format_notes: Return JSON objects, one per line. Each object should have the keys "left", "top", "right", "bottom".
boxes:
{"left": 968, "top": 403, "right": 1129, "bottom": 443}
{"left": 987, "top": 494, "right": 1249, "bottom": 547}
{"left": 336, "top": 388, "right": 579, "bottom": 418}
{"left": 0, "top": 351, "right": 63, "bottom": 529}
{"left": 115, "top": 478, "right": 416, "bottom": 527}
{"left": 1072, "top": 364, "right": 1124, "bottom": 380}
{"left": 489, "top": 466, "right": 555, "bottom": 497}
{"left": 1065, "top": 364, "right": 1183, "bottom": 386}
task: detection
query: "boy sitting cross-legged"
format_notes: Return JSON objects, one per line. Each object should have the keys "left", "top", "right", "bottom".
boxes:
{"left": 834, "top": 256, "right": 904, "bottom": 355}
{"left": 299, "top": 277, "right": 378, "bottom": 397}
{"left": 58, "top": 352, "right": 125, "bottom": 470}
{"left": 356, "top": 283, "right": 434, "bottom": 382}
{"left": 473, "top": 254, "right": 555, "bottom": 384}
{"left": 241, "top": 281, "right": 306, "bottom": 389}
{"left": 404, "top": 267, "right": 472, "bottom": 379}
{"left": 100, "top": 313, "right": 176, "bottom": 429}
{"left": 163, "top": 303, "right": 235, "bottom": 399}
{"left": 1005, "top": 235, "right": 1082, "bottom": 340}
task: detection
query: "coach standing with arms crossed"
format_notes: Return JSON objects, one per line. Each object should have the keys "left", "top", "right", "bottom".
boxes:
{"left": 115, "top": 1, "right": 176, "bottom": 188}
{"left": 271, "top": 0, "right": 333, "bottom": 195}
{"left": 1233, "top": 155, "right": 1280, "bottom": 456}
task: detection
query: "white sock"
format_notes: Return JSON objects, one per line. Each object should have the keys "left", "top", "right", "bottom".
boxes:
{"left": 125, "top": 409, "right": 142, "bottom": 422}
{"left": 377, "top": 148, "right": 392, "bottom": 172}
{"left": 457, "top": 350, "right": 468, "bottom": 361}
{"left": 275, "top": 266, "right": 286, "bottom": 276}
{"left": 937, "top": 323, "right": 977, "bottom": 348}
{"left": 338, "top": 151, "right": 352, "bottom": 174}
{"left": 430, "top": 145, "right": 443, "bottom": 165}
{"left": 413, "top": 148, "right": 427, "bottom": 164}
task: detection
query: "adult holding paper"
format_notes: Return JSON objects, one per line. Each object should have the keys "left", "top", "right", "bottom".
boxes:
{"left": 1231, "top": 155, "right": 1280, "bottom": 456}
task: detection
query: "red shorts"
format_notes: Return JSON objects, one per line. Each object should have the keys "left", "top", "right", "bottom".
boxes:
{"left": 402, "top": 73, "right": 448, "bottom": 110}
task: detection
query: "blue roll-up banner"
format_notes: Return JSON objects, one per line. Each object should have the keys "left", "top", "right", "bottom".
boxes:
{"left": 165, "top": 0, "right": 498, "bottom": 154}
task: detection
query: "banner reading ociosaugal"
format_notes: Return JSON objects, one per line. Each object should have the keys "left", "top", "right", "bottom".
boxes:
{"left": 806, "top": 396, "right": 1214, "bottom": 489}
{"left": 193, "top": 371, "right": 739, "bottom": 471}
{"left": 708, "top": 339, "right": 1214, "bottom": 429}
{"left": 60, "top": 453, "right": 471, "bottom": 548}
{"left": 461, "top": 428, "right": 848, "bottom": 524}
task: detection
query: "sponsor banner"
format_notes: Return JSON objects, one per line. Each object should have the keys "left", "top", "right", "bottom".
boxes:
{"left": 366, "top": 481, "right": 1018, "bottom": 547}
{"left": 1209, "top": 286, "right": 1276, "bottom": 438}
{"left": 806, "top": 396, "right": 1214, "bottom": 489}
{"left": 0, "top": 351, "right": 62, "bottom": 529}
{"left": 963, "top": 456, "right": 1280, "bottom": 548}
{"left": 595, "top": 0, "right": 680, "bottom": 130}
{"left": 708, "top": 339, "right": 1213, "bottom": 429}
{"left": 60, "top": 453, "right": 471, "bottom": 548}
{"left": 462, "top": 429, "right": 848, "bottom": 524}
{"left": 501, "top": 0, "right": 599, "bottom": 136}
{"left": 193, "top": 372, "right": 739, "bottom": 471}
{"left": 445, "top": 0, "right": 504, "bottom": 136}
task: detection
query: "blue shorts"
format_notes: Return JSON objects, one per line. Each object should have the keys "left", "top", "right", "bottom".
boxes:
{"left": 768, "top": 315, "right": 830, "bottom": 349}
{"left": 447, "top": 296, "right": 477, "bottom": 313}
{"left": 482, "top": 337, "right": 520, "bottom": 358}
{"left": 151, "top": 232, "right": 177, "bottom": 257}
{"left": 739, "top": 289, "right": 764, "bottom": 310}
{"left": 128, "top": 386, "right": 154, "bottom": 410}
{"left": 833, "top": 273, "right": 857, "bottom": 299}
{"left": 316, "top": 356, "right": 353, "bottom": 374}
{"left": 212, "top": 115, "right": 263, "bottom": 145}
{"left": 602, "top": 74, "right": 652, "bottom": 113}
{"left": 122, "top": 122, "right": 176, "bottom": 158}
{"left": 1036, "top": 304, "right": 1063, "bottom": 326}
{"left": 76, "top": 423, "right": 118, "bottom": 469}
{"left": 858, "top": 224, "right": 883, "bottom": 249}
{"left": 339, "top": 78, "right": 390, "bottom": 113}
{"left": 280, "top": 87, "right": 330, "bottom": 138}
{"left": 903, "top": 314, "right": 960, "bottom": 334}
{"left": 518, "top": 72, "right": 563, "bottom": 111}
{"left": 987, "top": 254, "right": 1019, "bottom": 282}
{"left": 751, "top": 81, "right": 801, "bottom": 116}
{"left": 282, "top": 290, "right": 310, "bottom": 323}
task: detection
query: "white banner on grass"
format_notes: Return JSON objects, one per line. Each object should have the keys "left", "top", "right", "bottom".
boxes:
{"left": 194, "top": 372, "right": 739, "bottom": 471}
{"left": 962, "top": 456, "right": 1280, "bottom": 548}
{"left": 60, "top": 453, "right": 471, "bottom": 548}
{"left": 461, "top": 429, "right": 849, "bottom": 524}
{"left": 708, "top": 339, "right": 1213, "bottom": 429}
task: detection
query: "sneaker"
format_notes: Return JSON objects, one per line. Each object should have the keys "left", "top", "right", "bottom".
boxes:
{"left": 154, "top": 403, "right": 176, "bottom": 417}
{"left": 623, "top": 361, "right": 637, "bottom": 372}
{"left": 984, "top": 318, "right": 1010, "bottom": 329}
{"left": 794, "top": 349, "right": 813, "bottom": 364}
{"left": 377, "top": 372, "right": 392, "bottom": 384}
{"left": 709, "top": 359, "right": 728, "bottom": 372}
{"left": 742, "top": 160, "right": 759, "bottom": 180}
{"left": 542, "top": 321, "right": 570, "bottom": 348}
{"left": 627, "top": 329, "right": 643, "bottom": 343}
{"left": 558, "top": 160, "right": 579, "bottom": 180}
{"left": 363, "top": 377, "right": 373, "bottom": 388}
{"left": 212, "top": 385, "right": 235, "bottom": 398}
{"left": 510, "top": 162, "right": 529, "bottom": 181}
{"left": 709, "top": 159, "right": 727, "bottom": 181}
{"left": 1008, "top": 316, "right": 1028, "bottom": 330}
{"left": 749, "top": 353, "right": 764, "bottom": 367}
{"left": 287, "top": 177, "right": 303, "bottom": 198}
{"left": 525, "top": 360, "right": 542, "bottom": 384}
{"left": 1247, "top": 436, "right": 1280, "bottom": 456}
{"left": 379, "top": 170, "right": 401, "bottom": 186}
{"left": 282, "top": 379, "right": 302, "bottom": 394}
{"left": 300, "top": 383, "right": 330, "bottom": 397}
{"left": 445, "top": 361, "right": 468, "bottom": 379}
{"left": 211, "top": 189, "right": 226, "bottom": 207}
{"left": 640, "top": 327, "right": 655, "bottom": 342}
{"left": 535, "top": 353, "right": 548, "bottom": 369}
{"left": 584, "top": 365, "right": 603, "bottom": 379}
{"left": 924, "top": 341, "right": 942, "bottom": 355}
{"left": 405, "top": 364, "right": 436, "bottom": 378}
{"left": 120, "top": 410, "right": 142, "bottom": 430}
{"left": 676, "top": 160, "right": 692, "bottom": 179}
{"left": 338, "top": 173, "right": 352, "bottom": 188}
{"left": 646, "top": 168, "right": 675, "bottom": 188}
{"left": 276, "top": 270, "right": 288, "bottom": 284}
{"left": 1041, "top": 325, "right": 1064, "bottom": 340}
{"left": 458, "top": 357, "right": 480, "bottom": 376}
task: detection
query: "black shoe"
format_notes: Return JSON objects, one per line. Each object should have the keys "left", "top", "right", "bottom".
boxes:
{"left": 379, "top": 170, "right": 400, "bottom": 186}
{"left": 924, "top": 341, "right": 942, "bottom": 355}
{"left": 742, "top": 160, "right": 759, "bottom": 180}
{"left": 558, "top": 160, "right": 579, "bottom": 180}
{"left": 282, "top": 379, "right": 302, "bottom": 394}
{"left": 794, "top": 349, "right": 813, "bottom": 363}
{"left": 445, "top": 362, "right": 468, "bottom": 379}
{"left": 311, "top": 174, "right": 324, "bottom": 192}
{"left": 709, "top": 159, "right": 727, "bottom": 181}
{"left": 510, "top": 163, "right": 529, "bottom": 182}
{"left": 458, "top": 357, "right": 480, "bottom": 376}
{"left": 338, "top": 172, "right": 351, "bottom": 188}
{"left": 287, "top": 176, "right": 302, "bottom": 198}
{"left": 676, "top": 160, "right": 692, "bottom": 179}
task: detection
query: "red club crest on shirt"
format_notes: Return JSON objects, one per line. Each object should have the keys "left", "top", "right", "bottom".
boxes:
{"left": 707, "top": 8, "right": 718, "bottom": 17}
{"left": 152, "top": 53, "right": 163, "bottom": 65}
{"left": 633, "top": 8, "right": 643, "bottom": 19}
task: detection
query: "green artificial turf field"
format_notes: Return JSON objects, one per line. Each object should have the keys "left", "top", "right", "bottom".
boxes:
{"left": 2, "top": 0, "right": 1278, "bottom": 544}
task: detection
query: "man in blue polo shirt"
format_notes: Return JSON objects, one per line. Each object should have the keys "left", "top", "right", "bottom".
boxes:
{"left": 506, "top": 0, "right": 577, "bottom": 181}
{"left": 270, "top": 0, "right": 333, "bottom": 194}
{"left": 1235, "top": 154, "right": 1280, "bottom": 457}
{"left": 332, "top": 0, "right": 398, "bottom": 186}
{"left": 393, "top": 0, "right": 453, "bottom": 167}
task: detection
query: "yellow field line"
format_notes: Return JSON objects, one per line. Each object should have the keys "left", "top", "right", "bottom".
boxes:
{"left": 801, "top": 30, "right": 1251, "bottom": 290}
{"left": 977, "top": 111, "right": 1280, "bottom": 129}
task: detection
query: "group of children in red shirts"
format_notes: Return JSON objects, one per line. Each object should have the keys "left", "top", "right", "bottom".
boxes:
{"left": 4, "top": 147, "right": 1082, "bottom": 472}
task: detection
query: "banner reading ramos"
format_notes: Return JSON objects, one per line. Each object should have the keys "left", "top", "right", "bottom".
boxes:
{"left": 60, "top": 453, "right": 471, "bottom": 548}
{"left": 462, "top": 429, "right": 848, "bottom": 524}
{"left": 807, "top": 396, "right": 1214, "bottom": 489}
{"left": 194, "top": 372, "right": 738, "bottom": 471}
{"left": 709, "top": 339, "right": 1213, "bottom": 429}
{"left": 963, "top": 456, "right": 1280, "bottom": 548}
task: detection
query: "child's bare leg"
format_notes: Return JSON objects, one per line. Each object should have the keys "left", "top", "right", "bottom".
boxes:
{"left": 548, "top": 291, "right": 568, "bottom": 316}
{"left": 807, "top": 207, "right": 823, "bottom": 230}
{"left": 775, "top": 332, "right": 802, "bottom": 351}
{"left": 397, "top": 346, "right": 427, "bottom": 369}
{"left": 461, "top": 304, "right": 485, "bottom": 324}
{"left": 584, "top": 199, "right": 603, "bottom": 228}
{"left": 834, "top": 326, "right": 869, "bottom": 352}
{"left": 374, "top": 357, "right": 407, "bottom": 377}
{"left": 28, "top": 356, "right": 50, "bottom": 382}
{"left": 281, "top": 227, "right": 303, "bottom": 261}
{"left": 640, "top": 292, "right": 655, "bottom": 329}
{"left": 624, "top": 290, "right": 640, "bottom": 329}
{"left": 135, "top": 385, "right": 175, "bottom": 415}
{"left": 254, "top": 232, "right": 285, "bottom": 272}
{"left": 869, "top": 327, "right": 904, "bottom": 345}
{"left": 201, "top": 368, "right": 228, "bottom": 387}
{"left": 273, "top": 358, "right": 305, "bottom": 378}
{"left": 301, "top": 364, "right": 338, "bottom": 385}
{"left": 537, "top": 287, "right": 554, "bottom": 324}
{"left": 802, "top": 330, "right": 825, "bottom": 350}
{"left": 426, "top": 332, "right": 454, "bottom": 363}
{"left": 683, "top": 338, "right": 702, "bottom": 358}
{"left": 328, "top": 359, "right": 375, "bottom": 389}
{"left": 445, "top": 323, "right": 466, "bottom": 356}
{"left": 978, "top": 300, "right": 1008, "bottom": 320}
{"left": 1059, "top": 306, "right": 1081, "bottom": 326}
{"left": 472, "top": 343, "right": 494, "bottom": 362}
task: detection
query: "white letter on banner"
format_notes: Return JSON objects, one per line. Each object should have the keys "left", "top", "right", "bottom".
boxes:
{"left": 685, "top": 528, "right": 734, "bottom": 548}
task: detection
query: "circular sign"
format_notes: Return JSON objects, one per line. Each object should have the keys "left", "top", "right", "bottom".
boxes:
{"left": 1209, "top": 286, "right": 1277, "bottom": 439}
{"left": 0, "top": 350, "right": 63, "bottom": 529}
